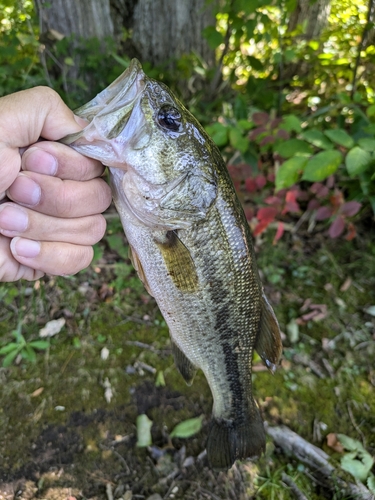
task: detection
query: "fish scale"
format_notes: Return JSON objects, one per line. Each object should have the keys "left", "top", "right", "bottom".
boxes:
{"left": 61, "top": 58, "right": 282, "bottom": 469}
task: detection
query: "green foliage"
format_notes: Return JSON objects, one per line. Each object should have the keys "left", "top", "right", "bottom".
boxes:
{"left": 170, "top": 415, "right": 204, "bottom": 439}
{"left": 0, "top": 322, "right": 49, "bottom": 367}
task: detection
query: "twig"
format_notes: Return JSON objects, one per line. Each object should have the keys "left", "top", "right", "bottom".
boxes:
{"left": 106, "top": 483, "right": 114, "bottom": 500}
{"left": 281, "top": 472, "right": 308, "bottom": 500}
{"left": 265, "top": 424, "right": 374, "bottom": 500}
{"left": 347, "top": 401, "right": 367, "bottom": 447}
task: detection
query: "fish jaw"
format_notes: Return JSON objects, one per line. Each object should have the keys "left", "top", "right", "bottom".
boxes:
{"left": 60, "top": 59, "right": 149, "bottom": 168}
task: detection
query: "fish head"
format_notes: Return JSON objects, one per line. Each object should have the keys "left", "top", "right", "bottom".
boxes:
{"left": 62, "top": 59, "right": 218, "bottom": 229}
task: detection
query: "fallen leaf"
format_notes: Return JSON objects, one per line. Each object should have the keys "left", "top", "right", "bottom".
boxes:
{"left": 340, "top": 277, "right": 352, "bottom": 292}
{"left": 39, "top": 318, "right": 66, "bottom": 338}
{"left": 31, "top": 387, "right": 44, "bottom": 397}
{"left": 326, "top": 432, "right": 344, "bottom": 453}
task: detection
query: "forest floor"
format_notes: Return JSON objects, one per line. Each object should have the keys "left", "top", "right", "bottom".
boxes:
{"left": 0, "top": 207, "right": 375, "bottom": 500}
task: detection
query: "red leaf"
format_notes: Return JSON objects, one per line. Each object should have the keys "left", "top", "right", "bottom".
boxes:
{"left": 259, "top": 135, "right": 275, "bottom": 147}
{"left": 329, "top": 216, "right": 345, "bottom": 238}
{"left": 330, "top": 191, "right": 344, "bottom": 207}
{"left": 253, "top": 219, "right": 272, "bottom": 236}
{"left": 244, "top": 207, "right": 255, "bottom": 220}
{"left": 345, "top": 222, "right": 357, "bottom": 240}
{"left": 267, "top": 172, "right": 275, "bottom": 183}
{"left": 308, "top": 199, "right": 320, "bottom": 211}
{"left": 340, "top": 201, "right": 361, "bottom": 217}
{"left": 310, "top": 182, "right": 324, "bottom": 194}
{"left": 285, "top": 190, "right": 298, "bottom": 203}
{"left": 270, "top": 118, "right": 282, "bottom": 129}
{"left": 316, "top": 206, "right": 334, "bottom": 220}
{"left": 245, "top": 178, "right": 257, "bottom": 193}
{"left": 273, "top": 221, "right": 284, "bottom": 244}
{"left": 257, "top": 206, "right": 278, "bottom": 223}
{"left": 276, "top": 129, "right": 289, "bottom": 140}
{"left": 249, "top": 126, "right": 266, "bottom": 140}
{"left": 264, "top": 196, "right": 282, "bottom": 208}
{"left": 283, "top": 201, "right": 300, "bottom": 214}
{"left": 255, "top": 174, "right": 267, "bottom": 189}
{"left": 252, "top": 112, "right": 269, "bottom": 125}
{"left": 326, "top": 175, "right": 335, "bottom": 189}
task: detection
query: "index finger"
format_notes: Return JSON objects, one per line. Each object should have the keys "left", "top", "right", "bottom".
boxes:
{"left": 21, "top": 141, "right": 106, "bottom": 181}
{"left": 0, "top": 86, "right": 84, "bottom": 194}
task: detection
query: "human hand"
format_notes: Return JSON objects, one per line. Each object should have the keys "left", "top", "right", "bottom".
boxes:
{"left": 0, "top": 87, "right": 112, "bottom": 282}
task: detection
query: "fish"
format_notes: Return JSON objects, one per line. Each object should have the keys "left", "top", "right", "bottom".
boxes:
{"left": 61, "top": 58, "right": 282, "bottom": 469}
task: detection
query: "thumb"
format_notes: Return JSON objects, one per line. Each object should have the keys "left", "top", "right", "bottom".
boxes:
{"left": 0, "top": 86, "right": 83, "bottom": 147}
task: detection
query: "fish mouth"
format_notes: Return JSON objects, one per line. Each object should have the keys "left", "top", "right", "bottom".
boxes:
{"left": 60, "top": 59, "right": 148, "bottom": 168}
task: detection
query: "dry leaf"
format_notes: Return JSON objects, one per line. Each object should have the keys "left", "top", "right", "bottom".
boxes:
{"left": 326, "top": 432, "right": 344, "bottom": 453}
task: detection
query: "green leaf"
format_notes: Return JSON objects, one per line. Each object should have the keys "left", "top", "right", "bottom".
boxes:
{"left": 366, "top": 104, "right": 375, "bottom": 118}
{"left": 276, "top": 139, "right": 312, "bottom": 158}
{"left": 276, "top": 156, "right": 307, "bottom": 190}
{"left": 368, "top": 474, "right": 375, "bottom": 494}
{"left": 29, "top": 340, "right": 50, "bottom": 350}
{"left": 136, "top": 414, "right": 153, "bottom": 447}
{"left": 0, "top": 342, "right": 19, "bottom": 355}
{"left": 338, "top": 434, "right": 366, "bottom": 452}
{"left": 205, "top": 122, "right": 228, "bottom": 147}
{"left": 280, "top": 114, "right": 301, "bottom": 133}
{"left": 155, "top": 370, "right": 166, "bottom": 387}
{"left": 229, "top": 127, "right": 249, "bottom": 153}
{"left": 358, "top": 138, "right": 375, "bottom": 152}
{"left": 170, "top": 415, "right": 204, "bottom": 439}
{"left": 324, "top": 129, "right": 354, "bottom": 149}
{"left": 202, "top": 26, "right": 224, "bottom": 49}
{"left": 302, "top": 150, "right": 342, "bottom": 182}
{"left": 301, "top": 129, "right": 334, "bottom": 150}
{"left": 3, "top": 349, "right": 19, "bottom": 367}
{"left": 106, "top": 234, "right": 128, "bottom": 260}
{"left": 23, "top": 345, "right": 36, "bottom": 363}
{"left": 341, "top": 451, "right": 374, "bottom": 482}
{"left": 345, "top": 147, "right": 372, "bottom": 176}
{"left": 365, "top": 305, "right": 375, "bottom": 316}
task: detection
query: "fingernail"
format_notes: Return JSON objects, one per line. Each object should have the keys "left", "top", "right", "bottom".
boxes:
{"left": 74, "top": 114, "right": 89, "bottom": 127}
{"left": 0, "top": 205, "right": 28, "bottom": 233}
{"left": 22, "top": 147, "right": 58, "bottom": 176}
{"left": 11, "top": 237, "right": 41, "bottom": 258}
{"left": 7, "top": 174, "right": 41, "bottom": 206}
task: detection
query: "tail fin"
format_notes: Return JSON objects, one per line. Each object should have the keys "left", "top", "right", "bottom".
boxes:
{"left": 206, "top": 410, "right": 265, "bottom": 469}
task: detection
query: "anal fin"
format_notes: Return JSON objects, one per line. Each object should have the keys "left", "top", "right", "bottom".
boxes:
{"left": 171, "top": 340, "right": 197, "bottom": 386}
{"left": 255, "top": 291, "right": 283, "bottom": 373}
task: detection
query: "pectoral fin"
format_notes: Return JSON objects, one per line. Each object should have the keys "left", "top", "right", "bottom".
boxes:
{"left": 255, "top": 292, "right": 283, "bottom": 373}
{"left": 128, "top": 245, "right": 153, "bottom": 297}
{"left": 171, "top": 340, "right": 197, "bottom": 386}
{"left": 155, "top": 231, "right": 199, "bottom": 293}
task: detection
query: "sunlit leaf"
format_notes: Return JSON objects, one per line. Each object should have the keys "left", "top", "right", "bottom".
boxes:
{"left": 29, "top": 340, "right": 50, "bottom": 350}
{"left": 276, "top": 156, "right": 307, "bottom": 191}
{"left": 302, "top": 150, "right": 342, "bottom": 181}
{"left": 0, "top": 343, "right": 19, "bottom": 355}
{"left": 136, "top": 414, "right": 153, "bottom": 447}
{"left": 170, "top": 415, "right": 203, "bottom": 439}
{"left": 276, "top": 139, "right": 312, "bottom": 158}
{"left": 324, "top": 129, "right": 354, "bottom": 149}
{"left": 301, "top": 130, "right": 334, "bottom": 150}
{"left": 346, "top": 147, "right": 372, "bottom": 176}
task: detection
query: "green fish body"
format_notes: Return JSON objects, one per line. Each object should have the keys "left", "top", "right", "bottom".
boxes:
{"left": 62, "top": 59, "right": 282, "bottom": 469}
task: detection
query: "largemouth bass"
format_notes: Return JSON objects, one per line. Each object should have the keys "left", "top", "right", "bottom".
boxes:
{"left": 62, "top": 59, "right": 282, "bottom": 469}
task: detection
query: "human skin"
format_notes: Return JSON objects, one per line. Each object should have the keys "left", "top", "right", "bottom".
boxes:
{"left": 0, "top": 86, "right": 112, "bottom": 282}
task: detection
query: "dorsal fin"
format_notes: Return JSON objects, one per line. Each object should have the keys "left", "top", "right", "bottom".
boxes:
{"left": 171, "top": 339, "right": 197, "bottom": 386}
{"left": 255, "top": 292, "right": 283, "bottom": 373}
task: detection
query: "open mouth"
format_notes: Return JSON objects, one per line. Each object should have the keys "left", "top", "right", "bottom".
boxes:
{"left": 60, "top": 59, "right": 147, "bottom": 166}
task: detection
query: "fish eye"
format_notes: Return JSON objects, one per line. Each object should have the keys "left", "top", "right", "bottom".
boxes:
{"left": 157, "top": 105, "right": 182, "bottom": 132}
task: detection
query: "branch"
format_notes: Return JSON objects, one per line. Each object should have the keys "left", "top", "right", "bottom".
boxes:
{"left": 265, "top": 423, "right": 374, "bottom": 500}
{"left": 351, "top": 0, "right": 375, "bottom": 99}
